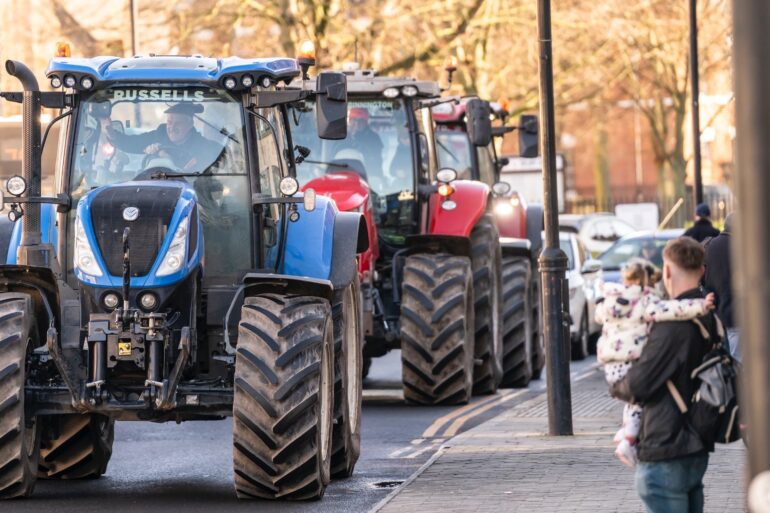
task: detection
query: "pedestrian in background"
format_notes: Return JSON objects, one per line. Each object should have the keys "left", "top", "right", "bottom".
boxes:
{"left": 683, "top": 203, "right": 720, "bottom": 242}
{"left": 611, "top": 237, "right": 717, "bottom": 513}
{"left": 703, "top": 212, "right": 738, "bottom": 360}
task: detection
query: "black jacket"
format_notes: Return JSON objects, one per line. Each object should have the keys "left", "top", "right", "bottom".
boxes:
{"left": 703, "top": 231, "right": 734, "bottom": 328}
{"left": 611, "top": 288, "right": 715, "bottom": 462}
{"left": 683, "top": 218, "right": 720, "bottom": 243}
{"left": 108, "top": 125, "right": 222, "bottom": 171}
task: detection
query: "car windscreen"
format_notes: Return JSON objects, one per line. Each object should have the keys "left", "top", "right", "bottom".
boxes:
{"left": 598, "top": 237, "right": 670, "bottom": 270}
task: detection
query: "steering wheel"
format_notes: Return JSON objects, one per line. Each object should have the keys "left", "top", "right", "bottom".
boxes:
{"left": 134, "top": 166, "right": 183, "bottom": 181}
{"left": 141, "top": 145, "right": 192, "bottom": 169}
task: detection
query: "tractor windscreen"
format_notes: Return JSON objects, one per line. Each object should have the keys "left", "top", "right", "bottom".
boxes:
{"left": 435, "top": 129, "right": 473, "bottom": 180}
{"left": 291, "top": 98, "right": 416, "bottom": 244}
{"left": 67, "top": 87, "right": 253, "bottom": 283}
{"left": 70, "top": 88, "right": 246, "bottom": 193}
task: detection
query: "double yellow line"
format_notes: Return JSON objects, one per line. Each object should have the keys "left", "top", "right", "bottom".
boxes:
{"left": 423, "top": 389, "right": 529, "bottom": 438}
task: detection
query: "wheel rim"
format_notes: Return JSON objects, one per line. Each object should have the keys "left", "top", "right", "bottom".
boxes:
{"left": 343, "top": 285, "right": 361, "bottom": 436}
{"left": 319, "top": 321, "right": 333, "bottom": 467}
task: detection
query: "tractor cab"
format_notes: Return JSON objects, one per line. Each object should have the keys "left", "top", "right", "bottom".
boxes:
{"left": 291, "top": 68, "right": 442, "bottom": 247}
{"left": 432, "top": 97, "right": 542, "bottom": 241}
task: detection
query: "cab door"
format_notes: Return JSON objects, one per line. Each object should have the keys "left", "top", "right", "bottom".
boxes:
{"left": 252, "top": 106, "right": 288, "bottom": 270}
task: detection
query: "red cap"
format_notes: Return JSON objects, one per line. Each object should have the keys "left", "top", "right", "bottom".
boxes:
{"left": 349, "top": 108, "right": 369, "bottom": 121}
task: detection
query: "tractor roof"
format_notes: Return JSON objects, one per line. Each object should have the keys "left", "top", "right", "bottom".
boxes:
{"left": 45, "top": 55, "right": 300, "bottom": 88}
{"left": 343, "top": 69, "right": 440, "bottom": 97}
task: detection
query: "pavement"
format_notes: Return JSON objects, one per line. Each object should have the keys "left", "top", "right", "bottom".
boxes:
{"left": 372, "top": 364, "right": 747, "bottom": 513}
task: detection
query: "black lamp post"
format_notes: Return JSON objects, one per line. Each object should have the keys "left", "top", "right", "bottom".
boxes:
{"left": 690, "top": 0, "right": 704, "bottom": 206}
{"left": 536, "top": 0, "right": 573, "bottom": 436}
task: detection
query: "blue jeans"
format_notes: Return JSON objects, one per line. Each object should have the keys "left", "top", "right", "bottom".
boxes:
{"left": 636, "top": 453, "right": 709, "bottom": 513}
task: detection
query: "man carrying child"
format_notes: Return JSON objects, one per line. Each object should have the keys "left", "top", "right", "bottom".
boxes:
{"left": 610, "top": 237, "right": 717, "bottom": 513}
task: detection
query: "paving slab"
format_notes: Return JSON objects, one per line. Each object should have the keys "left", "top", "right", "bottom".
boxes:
{"left": 373, "top": 366, "right": 747, "bottom": 513}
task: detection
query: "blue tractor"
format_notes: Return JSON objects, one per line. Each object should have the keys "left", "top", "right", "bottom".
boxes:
{"left": 0, "top": 53, "right": 368, "bottom": 499}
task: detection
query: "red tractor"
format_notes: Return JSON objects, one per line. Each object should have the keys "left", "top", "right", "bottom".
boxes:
{"left": 290, "top": 67, "right": 539, "bottom": 403}
{"left": 432, "top": 97, "right": 545, "bottom": 386}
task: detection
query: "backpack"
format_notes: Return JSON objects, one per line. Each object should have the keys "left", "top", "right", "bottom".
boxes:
{"left": 666, "top": 316, "right": 742, "bottom": 445}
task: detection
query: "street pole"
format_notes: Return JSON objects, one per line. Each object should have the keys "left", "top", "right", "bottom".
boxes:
{"left": 536, "top": 0, "right": 573, "bottom": 436}
{"left": 129, "top": 0, "right": 138, "bottom": 56}
{"left": 733, "top": 1, "right": 770, "bottom": 510}
{"left": 689, "top": 0, "right": 704, "bottom": 205}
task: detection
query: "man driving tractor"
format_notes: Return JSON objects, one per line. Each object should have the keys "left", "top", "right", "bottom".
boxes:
{"left": 104, "top": 102, "right": 222, "bottom": 171}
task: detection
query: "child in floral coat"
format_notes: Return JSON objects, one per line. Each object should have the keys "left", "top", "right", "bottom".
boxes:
{"left": 595, "top": 258, "right": 714, "bottom": 467}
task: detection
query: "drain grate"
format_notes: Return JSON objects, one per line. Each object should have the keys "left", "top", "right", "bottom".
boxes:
{"left": 372, "top": 480, "right": 404, "bottom": 489}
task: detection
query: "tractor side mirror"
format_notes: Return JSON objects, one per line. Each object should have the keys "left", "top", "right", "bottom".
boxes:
{"left": 519, "top": 114, "right": 539, "bottom": 158}
{"left": 492, "top": 181, "right": 511, "bottom": 196}
{"left": 316, "top": 72, "right": 347, "bottom": 140}
{"left": 466, "top": 99, "right": 492, "bottom": 147}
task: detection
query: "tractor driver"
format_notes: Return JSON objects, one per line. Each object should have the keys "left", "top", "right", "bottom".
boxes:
{"left": 105, "top": 103, "right": 223, "bottom": 173}
{"left": 332, "top": 107, "right": 383, "bottom": 181}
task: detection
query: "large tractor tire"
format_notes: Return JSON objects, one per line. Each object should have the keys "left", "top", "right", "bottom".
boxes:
{"left": 531, "top": 274, "right": 545, "bottom": 380}
{"left": 499, "top": 256, "right": 533, "bottom": 388}
{"left": 470, "top": 215, "right": 504, "bottom": 395}
{"left": 38, "top": 414, "right": 114, "bottom": 480}
{"left": 330, "top": 275, "right": 363, "bottom": 479}
{"left": 0, "top": 293, "right": 41, "bottom": 499}
{"left": 570, "top": 307, "right": 590, "bottom": 361}
{"left": 400, "top": 254, "right": 474, "bottom": 405}
{"left": 232, "top": 294, "right": 334, "bottom": 501}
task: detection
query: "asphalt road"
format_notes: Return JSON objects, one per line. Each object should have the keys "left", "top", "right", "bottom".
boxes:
{"left": 8, "top": 351, "right": 598, "bottom": 513}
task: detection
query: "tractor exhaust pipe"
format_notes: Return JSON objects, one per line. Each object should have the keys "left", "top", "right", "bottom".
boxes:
{"left": 5, "top": 60, "right": 42, "bottom": 250}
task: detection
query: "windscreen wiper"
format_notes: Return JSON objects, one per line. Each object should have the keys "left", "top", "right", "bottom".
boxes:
{"left": 302, "top": 159, "right": 349, "bottom": 168}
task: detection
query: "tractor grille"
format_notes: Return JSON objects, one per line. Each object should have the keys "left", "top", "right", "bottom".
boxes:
{"left": 90, "top": 185, "right": 182, "bottom": 277}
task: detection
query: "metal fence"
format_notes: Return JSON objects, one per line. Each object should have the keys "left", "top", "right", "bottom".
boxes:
{"left": 565, "top": 186, "right": 735, "bottom": 228}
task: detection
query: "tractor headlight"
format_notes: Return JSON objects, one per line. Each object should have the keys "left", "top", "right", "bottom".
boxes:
{"left": 6, "top": 175, "right": 27, "bottom": 196}
{"left": 139, "top": 292, "right": 159, "bottom": 311}
{"left": 102, "top": 292, "right": 120, "bottom": 310}
{"left": 494, "top": 201, "right": 514, "bottom": 216}
{"left": 157, "top": 215, "right": 189, "bottom": 277}
{"left": 382, "top": 87, "right": 400, "bottom": 98}
{"left": 223, "top": 76, "right": 237, "bottom": 90}
{"left": 74, "top": 216, "right": 103, "bottom": 277}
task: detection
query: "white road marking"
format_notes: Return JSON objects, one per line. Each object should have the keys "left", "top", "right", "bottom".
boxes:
{"left": 387, "top": 438, "right": 426, "bottom": 458}
{"left": 403, "top": 439, "right": 445, "bottom": 459}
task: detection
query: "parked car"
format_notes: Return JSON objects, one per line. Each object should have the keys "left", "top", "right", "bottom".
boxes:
{"left": 560, "top": 213, "right": 637, "bottom": 256}
{"left": 549, "top": 231, "right": 603, "bottom": 360}
{"left": 597, "top": 229, "right": 685, "bottom": 283}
